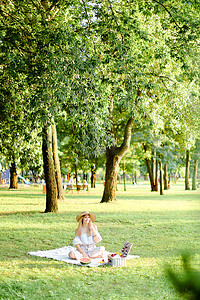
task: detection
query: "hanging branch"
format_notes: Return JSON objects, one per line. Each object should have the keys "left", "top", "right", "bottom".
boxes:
{"left": 107, "top": 0, "right": 124, "bottom": 43}
{"left": 151, "top": 0, "right": 182, "bottom": 29}
{"left": 49, "top": 1, "right": 60, "bottom": 12}
{"left": 0, "top": 8, "right": 33, "bottom": 36}
{"left": 81, "top": 0, "right": 92, "bottom": 28}
{"left": 146, "top": 72, "right": 175, "bottom": 82}
{"left": 81, "top": 0, "right": 98, "bottom": 55}
{"left": 29, "top": 0, "right": 40, "bottom": 10}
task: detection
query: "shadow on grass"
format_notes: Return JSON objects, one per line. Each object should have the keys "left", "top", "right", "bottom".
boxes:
{"left": 115, "top": 193, "right": 200, "bottom": 201}
{"left": 0, "top": 210, "right": 45, "bottom": 216}
{"left": 19, "top": 258, "right": 76, "bottom": 269}
{"left": 20, "top": 260, "right": 111, "bottom": 269}
{"left": 0, "top": 193, "right": 45, "bottom": 199}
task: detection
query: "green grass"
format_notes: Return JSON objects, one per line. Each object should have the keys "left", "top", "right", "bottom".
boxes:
{"left": 0, "top": 183, "right": 199, "bottom": 299}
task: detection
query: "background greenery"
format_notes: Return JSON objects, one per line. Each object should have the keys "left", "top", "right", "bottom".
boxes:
{"left": 1, "top": 0, "right": 199, "bottom": 186}
{"left": 0, "top": 183, "right": 199, "bottom": 299}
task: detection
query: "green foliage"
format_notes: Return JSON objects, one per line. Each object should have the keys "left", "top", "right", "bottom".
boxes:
{"left": 0, "top": 0, "right": 199, "bottom": 178}
{"left": 166, "top": 253, "right": 200, "bottom": 299}
{"left": 0, "top": 44, "right": 42, "bottom": 170}
{"left": 120, "top": 146, "right": 141, "bottom": 175}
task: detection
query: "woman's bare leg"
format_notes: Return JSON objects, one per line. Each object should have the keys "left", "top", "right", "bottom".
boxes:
{"left": 69, "top": 251, "right": 77, "bottom": 260}
{"left": 89, "top": 246, "right": 105, "bottom": 259}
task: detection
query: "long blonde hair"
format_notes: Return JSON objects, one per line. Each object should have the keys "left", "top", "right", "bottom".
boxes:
{"left": 75, "top": 216, "right": 91, "bottom": 237}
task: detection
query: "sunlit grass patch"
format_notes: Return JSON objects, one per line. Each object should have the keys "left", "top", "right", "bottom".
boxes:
{"left": 0, "top": 183, "right": 199, "bottom": 299}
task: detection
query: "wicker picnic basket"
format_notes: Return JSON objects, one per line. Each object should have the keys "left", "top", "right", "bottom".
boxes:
{"left": 108, "top": 241, "right": 133, "bottom": 267}
{"left": 108, "top": 254, "right": 126, "bottom": 267}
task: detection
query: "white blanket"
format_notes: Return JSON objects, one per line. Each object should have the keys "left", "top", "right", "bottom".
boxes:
{"left": 27, "top": 246, "right": 140, "bottom": 267}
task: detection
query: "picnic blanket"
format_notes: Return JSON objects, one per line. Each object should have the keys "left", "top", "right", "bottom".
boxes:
{"left": 27, "top": 246, "right": 140, "bottom": 267}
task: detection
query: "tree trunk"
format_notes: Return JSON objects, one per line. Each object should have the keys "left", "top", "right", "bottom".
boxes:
{"left": 9, "top": 161, "right": 18, "bottom": 189}
{"left": 123, "top": 164, "right": 126, "bottom": 191}
{"left": 93, "top": 172, "right": 96, "bottom": 188}
{"left": 74, "top": 163, "right": 77, "bottom": 185}
{"left": 91, "top": 166, "right": 94, "bottom": 188}
{"left": 164, "top": 163, "right": 168, "bottom": 190}
{"left": 52, "top": 124, "right": 65, "bottom": 201}
{"left": 185, "top": 150, "right": 190, "bottom": 190}
{"left": 159, "top": 160, "right": 164, "bottom": 195}
{"left": 101, "top": 147, "right": 119, "bottom": 202}
{"left": 151, "top": 149, "right": 156, "bottom": 186}
{"left": 192, "top": 159, "right": 198, "bottom": 190}
{"left": 145, "top": 157, "right": 158, "bottom": 191}
{"left": 155, "top": 159, "right": 159, "bottom": 191}
{"left": 168, "top": 172, "right": 171, "bottom": 189}
{"left": 174, "top": 172, "right": 177, "bottom": 183}
{"left": 144, "top": 146, "right": 158, "bottom": 191}
{"left": 91, "top": 165, "right": 96, "bottom": 188}
{"left": 42, "top": 126, "right": 58, "bottom": 213}
{"left": 101, "top": 117, "right": 134, "bottom": 203}
{"left": 134, "top": 171, "right": 137, "bottom": 184}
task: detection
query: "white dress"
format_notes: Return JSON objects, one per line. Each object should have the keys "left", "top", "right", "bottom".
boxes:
{"left": 72, "top": 232, "right": 104, "bottom": 260}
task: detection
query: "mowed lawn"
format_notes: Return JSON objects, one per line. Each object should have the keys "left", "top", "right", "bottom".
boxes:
{"left": 0, "top": 182, "right": 199, "bottom": 300}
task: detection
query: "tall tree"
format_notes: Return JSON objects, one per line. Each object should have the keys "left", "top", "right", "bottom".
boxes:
{"left": 191, "top": 139, "right": 200, "bottom": 190}
{"left": 42, "top": 126, "right": 58, "bottom": 213}
{"left": 185, "top": 150, "right": 190, "bottom": 190}
{"left": 96, "top": 1, "right": 199, "bottom": 201}
{"left": 0, "top": 0, "right": 66, "bottom": 210}
{"left": 143, "top": 145, "right": 159, "bottom": 192}
{"left": 101, "top": 116, "right": 134, "bottom": 202}
{"left": 159, "top": 159, "right": 164, "bottom": 195}
{"left": 192, "top": 158, "right": 198, "bottom": 190}
{"left": 164, "top": 164, "right": 169, "bottom": 190}
{"left": 52, "top": 122, "right": 65, "bottom": 201}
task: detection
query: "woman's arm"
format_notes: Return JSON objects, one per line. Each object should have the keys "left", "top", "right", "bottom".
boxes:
{"left": 76, "top": 244, "right": 89, "bottom": 258}
{"left": 89, "top": 223, "right": 102, "bottom": 243}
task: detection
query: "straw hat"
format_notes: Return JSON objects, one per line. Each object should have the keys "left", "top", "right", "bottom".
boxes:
{"left": 76, "top": 211, "right": 96, "bottom": 222}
